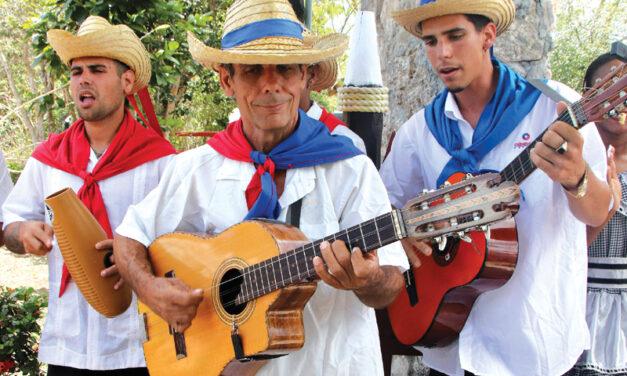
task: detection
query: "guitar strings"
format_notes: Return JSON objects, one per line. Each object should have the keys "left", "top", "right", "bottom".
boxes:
{"left": 217, "top": 108, "right": 582, "bottom": 307}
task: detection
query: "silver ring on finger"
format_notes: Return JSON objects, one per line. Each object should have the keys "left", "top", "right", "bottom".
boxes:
{"left": 556, "top": 141, "right": 568, "bottom": 154}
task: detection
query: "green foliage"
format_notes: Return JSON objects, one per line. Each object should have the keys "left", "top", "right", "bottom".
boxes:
{"left": 550, "top": 0, "right": 626, "bottom": 91}
{"left": 0, "top": 287, "right": 48, "bottom": 376}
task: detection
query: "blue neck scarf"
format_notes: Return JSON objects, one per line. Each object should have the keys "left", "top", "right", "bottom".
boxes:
{"left": 425, "top": 59, "right": 542, "bottom": 187}
{"left": 209, "top": 110, "right": 362, "bottom": 220}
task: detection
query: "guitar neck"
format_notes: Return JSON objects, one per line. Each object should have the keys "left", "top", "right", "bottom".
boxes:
{"left": 235, "top": 210, "right": 405, "bottom": 305}
{"left": 499, "top": 100, "right": 587, "bottom": 185}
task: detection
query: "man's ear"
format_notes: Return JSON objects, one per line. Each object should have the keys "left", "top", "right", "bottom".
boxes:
{"left": 304, "top": 64, "right": 315, "bottom": 89}
{"left": 121, "top": 70, "right": 136, "bottom": 95}
{"left": 482, "top": 22, "right": 497, "bottom": 52}
{"left": 218, "top": 65, "right": 235, "bottom": 97}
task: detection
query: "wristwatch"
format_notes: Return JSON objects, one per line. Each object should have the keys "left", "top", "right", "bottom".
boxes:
{"left": 564, "top": 164, "right": 589, "bottom": 199}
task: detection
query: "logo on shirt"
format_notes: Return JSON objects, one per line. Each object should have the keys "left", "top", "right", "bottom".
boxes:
{"left": 514, "top": 133, "right": 532, "bottom": 149}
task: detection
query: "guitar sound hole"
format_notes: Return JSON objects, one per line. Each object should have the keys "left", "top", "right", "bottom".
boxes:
{"left": 220, "top": 268, "right": 246, "bottom": 315}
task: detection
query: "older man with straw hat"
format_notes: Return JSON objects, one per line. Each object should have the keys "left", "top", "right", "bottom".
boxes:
{"left": 113, "top": 0, "right": 408, "bottom": 375}
{"left": 2, "top": 15, "right": 175, "bottom": 376}
{"left": 380, "top": 0, "right": 610, "bottom": 375}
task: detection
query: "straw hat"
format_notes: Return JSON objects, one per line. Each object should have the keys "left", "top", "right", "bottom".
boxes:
{"left": 47, "top": 16, "right": 151, "bottom": 94}
{"left": 392, "top": 0, "right": 515, "bottom": 38}
{"left": 187, "top": 0, "right": 348, "bottom": 69}
{"left": 302, "top": 34, "right": 338, "bottom": 92}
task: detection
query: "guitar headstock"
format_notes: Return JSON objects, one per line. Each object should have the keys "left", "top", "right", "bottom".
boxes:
{"left": 578, "top": 62, "right": 626, "bottom": 125}
{"left": 400, "top": 173, "right": 520, "bottom": 241}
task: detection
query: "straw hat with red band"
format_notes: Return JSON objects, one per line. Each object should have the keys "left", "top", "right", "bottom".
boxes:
{"left": 392, "top": 0, "right": 516, "bottom": 38}
{"left": 187, "top": 0, "right": 348, "bottom": 70}
{"left": 47, "top": 16, "right": 151, "bottom": 94}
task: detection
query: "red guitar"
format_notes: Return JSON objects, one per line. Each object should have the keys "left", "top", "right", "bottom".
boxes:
{"left": 387, "top": 62, "right": 627, "bottom": 348}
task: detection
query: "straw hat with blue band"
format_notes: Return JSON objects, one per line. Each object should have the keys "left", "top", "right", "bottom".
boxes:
{"left": 187, "top": 0, "right": 348, "bottom": 69}
{"left": 47, "top": 16, "right": 151, "bottom": 94}
{"left": 392, "top": 0, "right": 516, "bottom": 38}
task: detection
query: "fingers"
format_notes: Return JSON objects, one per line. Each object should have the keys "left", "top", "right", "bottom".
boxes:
{"left": 113, "top": 278, "right": 125, "bottom": 290}
{"left": 545, "top": 121, "right": 583, "bottom": 148}
{"left": 95, "top": 239, "right": 114, "bottom": 250}
{"left": 21, "top": 222, "right": 54, "bottom": 255}
{"left": 319, "top": 241, "right": 351, "bottom": 283}
{"left": 313, "top": 255, "right": 341, "bottom": 288}
{"left": 314, "top": 240, "right": 380, "bottom": 290}
{"left": 400, "top": 238, "right": 432, "bottom": 268}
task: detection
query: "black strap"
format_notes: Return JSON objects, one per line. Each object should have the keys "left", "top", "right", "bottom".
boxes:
{"left": 286, "top": 198, "right": 303, "bottom": 228}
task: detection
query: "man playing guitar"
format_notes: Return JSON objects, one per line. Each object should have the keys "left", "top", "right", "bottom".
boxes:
{"left": 381, "top": 0, "right": 612, "bottom": 375}
{"left": 113, "top": 1, "right": 410, "bottom": 375}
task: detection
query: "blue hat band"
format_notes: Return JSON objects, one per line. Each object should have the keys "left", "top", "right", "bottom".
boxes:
{"left": 221, "top": 18, "right": 304, "bottom": 49}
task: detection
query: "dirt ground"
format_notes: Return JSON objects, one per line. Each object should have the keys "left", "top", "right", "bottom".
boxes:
{"left": 0, "top": 246, "right": 48, "bottom": 290}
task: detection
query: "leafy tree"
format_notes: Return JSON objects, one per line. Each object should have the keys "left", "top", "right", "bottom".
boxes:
{"left": 549, "top": 0, "right": 626, "bottom": 91}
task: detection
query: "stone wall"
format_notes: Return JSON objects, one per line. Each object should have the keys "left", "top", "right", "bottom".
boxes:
{"left": 359, "top": 0, "right": 554, "bottom": 151}
{"left": 356, "top": 1, "right": 554, "bottom": 374}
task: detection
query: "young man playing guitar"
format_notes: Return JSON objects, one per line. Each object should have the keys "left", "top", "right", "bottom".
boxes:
{"left": 380, "top": 0, "right": 612, "bottom": 375}
{"left": 2, "top": 16, "right": 175, "bottom": 376}
{"left": 113, "top": 1, "right": 409, "bottom": 375}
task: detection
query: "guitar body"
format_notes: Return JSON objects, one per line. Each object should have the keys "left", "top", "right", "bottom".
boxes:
{"left": 387, "top": 172, "right": 519, "bottom": 347}
{"left": 139, "top": 221, "right": 316, "bottom": 376}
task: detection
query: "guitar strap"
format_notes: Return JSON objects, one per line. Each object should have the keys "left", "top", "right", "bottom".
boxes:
{"left": 285, "top": 198, "right": 303, "bottom": 228}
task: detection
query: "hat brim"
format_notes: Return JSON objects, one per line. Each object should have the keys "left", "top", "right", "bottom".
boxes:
{"left": 47, "top": 29, "right": 151, "bottom": 94}
{"left": 392, "top": 0, "right": 515, "bottom": 38}
{"left": 187, "top": 31, "right": 348, "bottom": 70}
{"left": 310, "top": 59, "right": 338, "bottom": 92}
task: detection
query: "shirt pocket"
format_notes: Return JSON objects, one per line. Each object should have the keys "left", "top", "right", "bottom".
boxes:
{"left": 106, "top": 297, "right": 143, "bottom": 341}
{"left": 45, "top": 287, "right": 81, "bottom": 339}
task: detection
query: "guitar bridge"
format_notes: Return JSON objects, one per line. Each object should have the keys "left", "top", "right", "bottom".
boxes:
{"left": 165, "top": 270, "right": 187, "bottom": 360}
{"left": 231, "top": 322, "right": 251, "bottom": 362}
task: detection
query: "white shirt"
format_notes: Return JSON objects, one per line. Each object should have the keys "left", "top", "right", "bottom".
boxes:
{"left": 307, "top": 101, "right": 367, "bottom": 153}
{"left": 0, "top": 150, "right": 13, "bottom": 223}
{"left": 380, "top": 81, "right": 607, "bottom": 376}
{"left": 116, "top": 144, "right": 409, "bottom": 376}
{"left": 2, "top": 151, "right": 173, "bottom": 370}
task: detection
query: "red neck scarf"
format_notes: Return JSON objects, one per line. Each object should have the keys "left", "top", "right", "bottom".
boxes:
{"left": 32, "top": 110, "right": 176, "bottom": 296}
{"left": 318, "top": 106, "right": 346, "bottom": 133}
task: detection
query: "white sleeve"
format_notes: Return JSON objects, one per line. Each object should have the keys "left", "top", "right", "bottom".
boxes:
{"left": 338, "top": 156, "right": 409, "bottom": 271}
{"left": 2, "top": 158, "right": 45, "bottom": 228}
{"left": 115, "top": 153, "right": 211, "bottom": 247}
{"left": 331, "top": 126, "right": 367, "bottom": 154}
{"left": 0, "top": 151, "right": 14, "bottom": 223}
{"left": 379, "top": 114, "right": 427, "bottom": 208}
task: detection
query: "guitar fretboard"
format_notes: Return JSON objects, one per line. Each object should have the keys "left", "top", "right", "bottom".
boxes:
{"left": 234, "top": 211, "right": 403, "bottom": 305}
{"left": 499, "top": 100, "right": 587, "bottom": 185}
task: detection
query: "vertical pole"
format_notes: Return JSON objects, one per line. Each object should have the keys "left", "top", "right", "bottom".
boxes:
{"left": 305, "top": 0, "right": 313, "bottom": 29}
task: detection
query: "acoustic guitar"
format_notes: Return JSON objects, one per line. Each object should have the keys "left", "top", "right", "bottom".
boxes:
{"left": 387, "top": 63, "right": 627, "bottom": 348}
{"left": 138, "top": 173, "right": 519, "bottom": 376}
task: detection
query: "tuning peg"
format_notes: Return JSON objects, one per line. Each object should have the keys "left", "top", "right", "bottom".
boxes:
{"left": 434, "top": 236, "right": 447, "bottom": 251}
{"left": 457, "top": 231, "right": 472, "bottom": 243}
{"left": 444, "top": 193, "right": 451, "bottom": 202}
{"left": 480, "top": 225, "right": 489, "bottom": 233}
{"left": 422, "top": 188, "right": 429, "bottom": 194}
{"left": 421, "top": 201, "right": 429, "bottom": 210}
{"left": 465, "top": 185, "right": 473, "bottom": 193}
{"left": 450, "top": 217, "right": 458, "bottom": 227}
{"left": 427, "top": 224, "right": 435, "bottom": 232}
{"left": 472, "top": 211, "right": 481, "bottom": 221}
